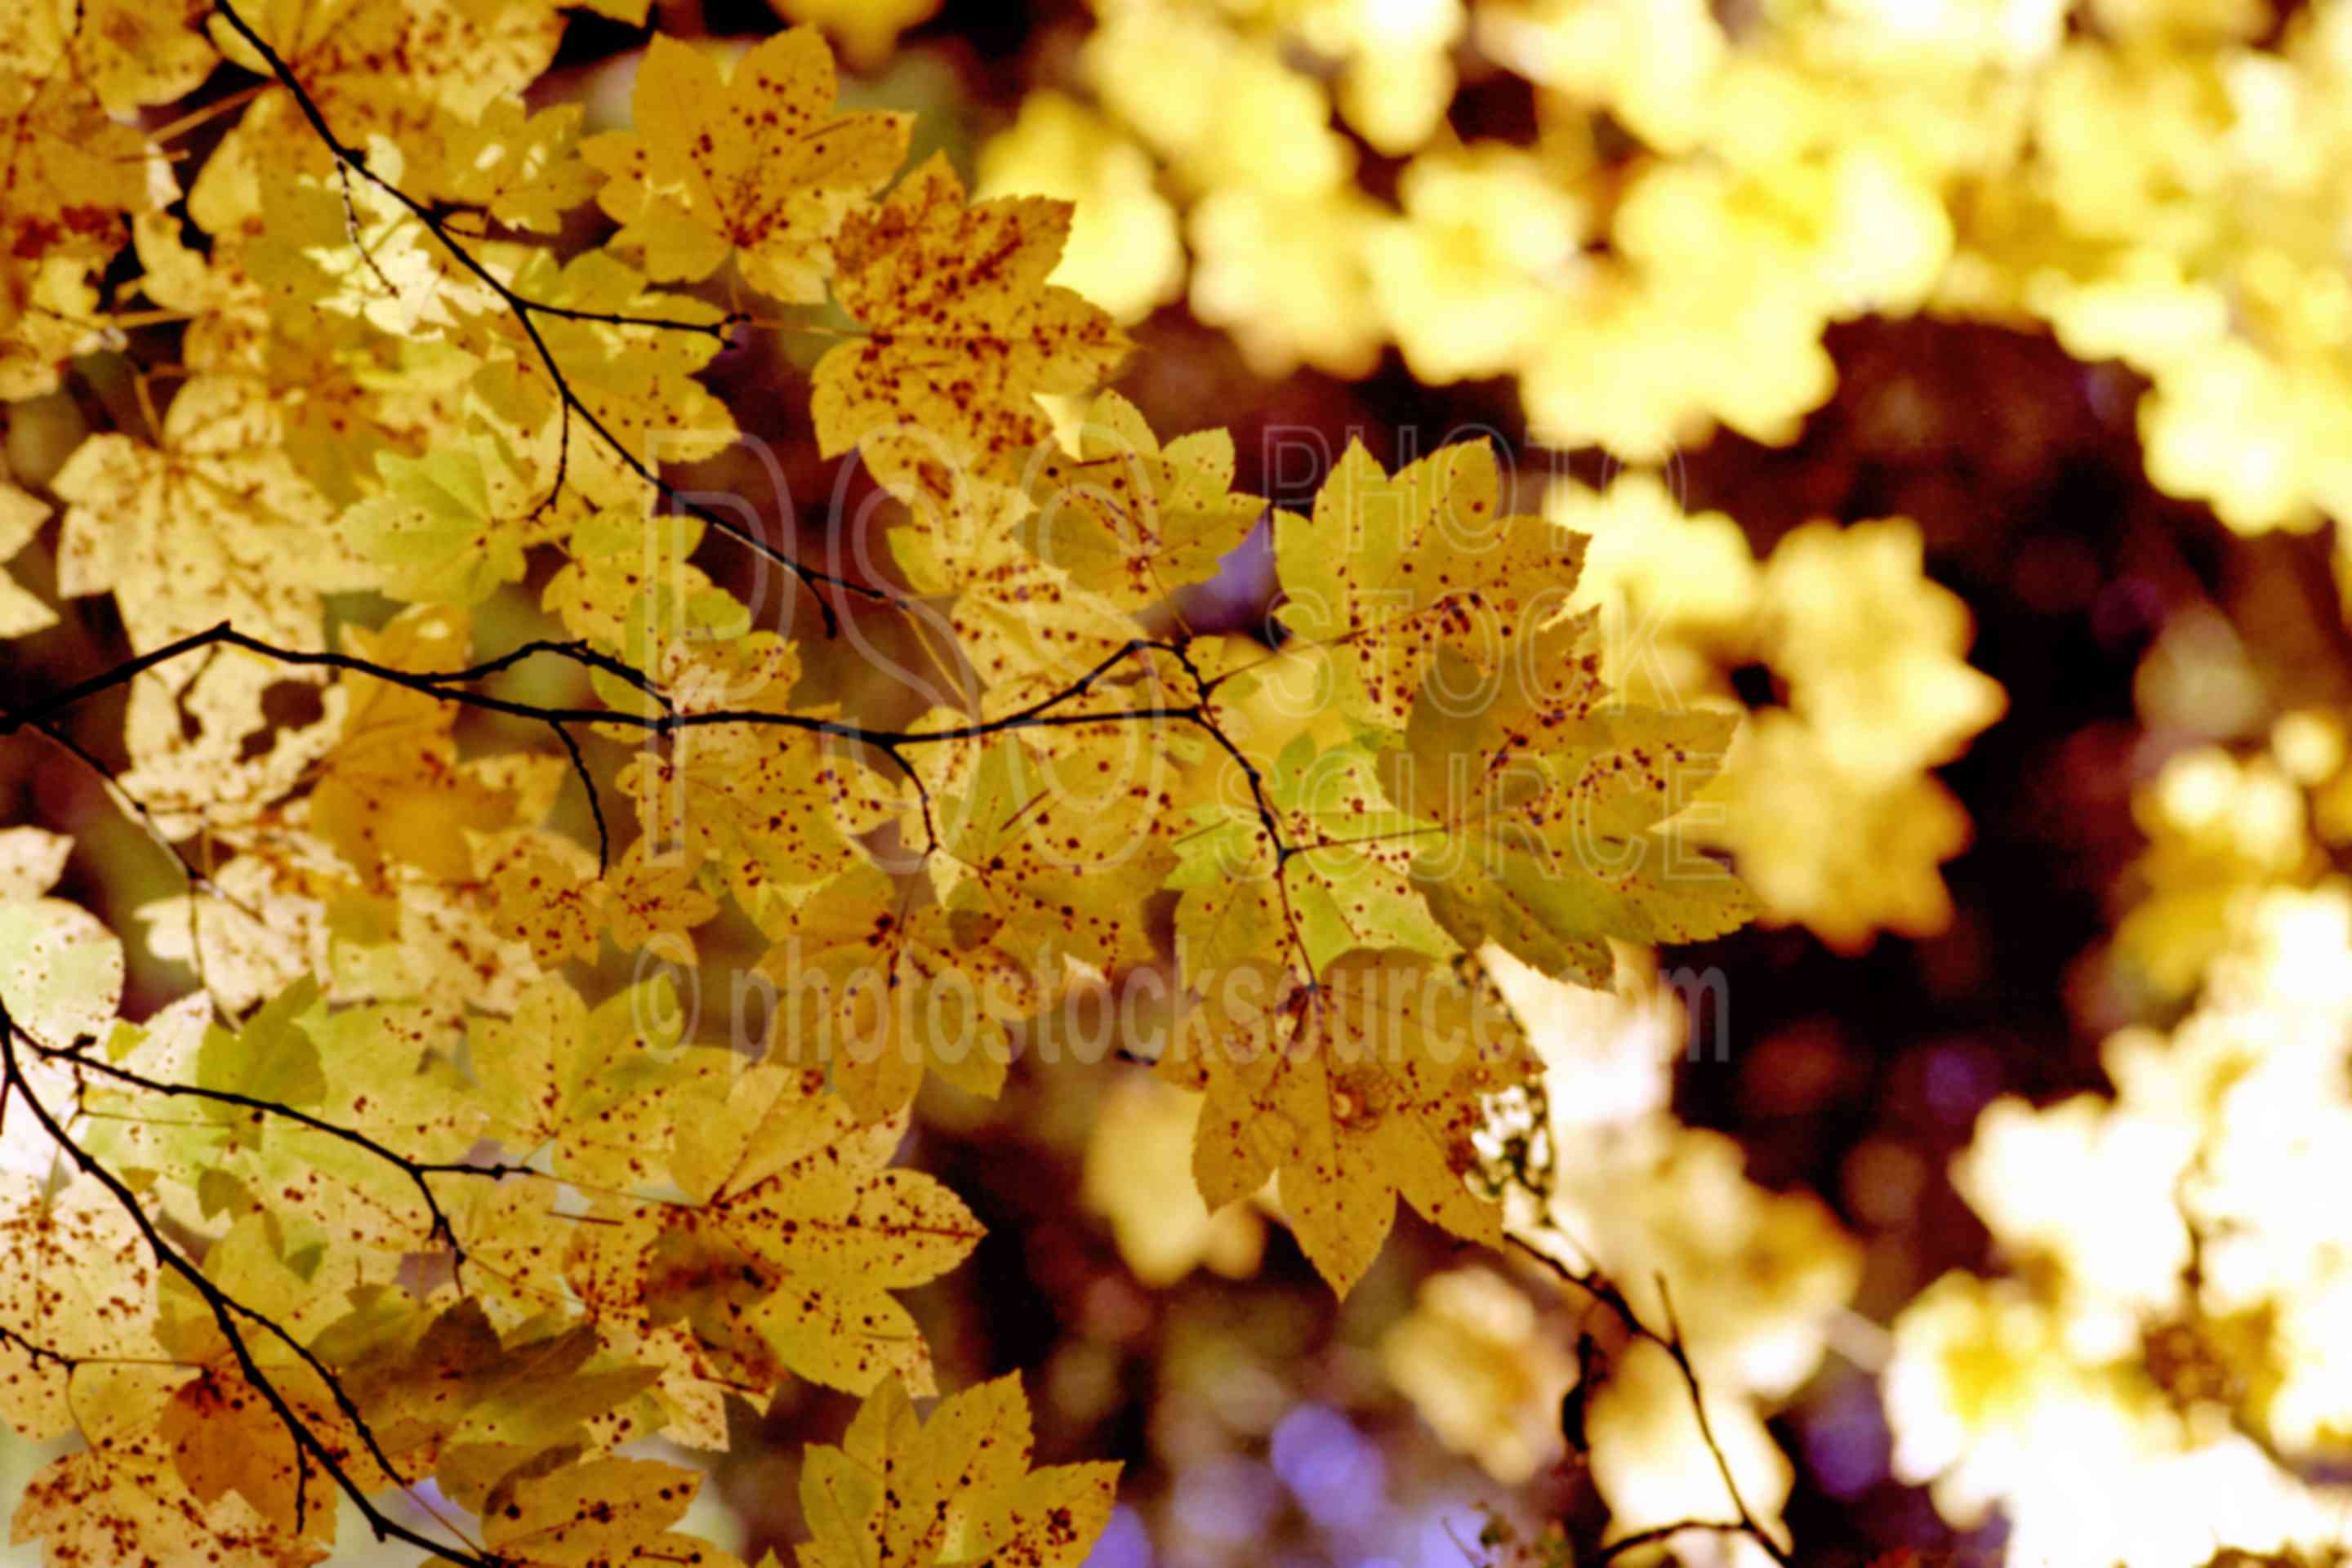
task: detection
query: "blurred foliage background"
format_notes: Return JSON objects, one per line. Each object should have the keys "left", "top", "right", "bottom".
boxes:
{"left": 16, "top": 0, "right": 2352, "bottom": 1563}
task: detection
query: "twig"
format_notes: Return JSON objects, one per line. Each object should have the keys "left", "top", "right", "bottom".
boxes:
{"left": 1508, "top": 1234, "right": 1796, "bottom": 1566}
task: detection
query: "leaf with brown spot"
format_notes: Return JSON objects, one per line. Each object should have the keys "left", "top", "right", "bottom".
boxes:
{"left": 1275, "top": 439, "right": 1587, "bottom": 728}
{"left": 757, "top": 858, "right": 1013, "bottom": 1124}
{"left": 482, "top": 1454, "right": 739, "bottom": 1568}
{"left": 1379, "top": 635, "right": 1756, "bottom": 980}
{"left": 616, "top": 1064, "right": 982, "bottom": 1395}
{"left": 812, "top": 153, "right": 1129, "bottom": 473}
{"left": 795, "top": 1374, "right": 1117, "bottom": 1568}
{"left": 1160, "top": 948, "right": 1535, "bottom": 1297}
{"left": 581, "top": 30, "right": 909, "bottom": 302}
{"left": 1016, "top": 390, "right": 1264, "bottom": 612}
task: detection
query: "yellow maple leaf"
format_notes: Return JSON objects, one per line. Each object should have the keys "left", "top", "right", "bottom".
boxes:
{"left": 0, "top": 0, "right": 216, "bottom": 114}
{"left": 344, "top": 442, "right": 530, "bottom": 606}
{"left": 617, "top": 1063, "right": 983, "bottom": 1395}
{"left": 1160, "top": 948, "right": 1533, "bottom": 1296}
{"left": 582, "top": 31, "right": 908, "bottom": 302}
{"left": 193, "top": 0, "right": 563, "bottom": 234}
{"left": 472, "top": 973, "right": 720, "bottom": 1189}
{"left": 758, "top": 857, "right": 1014, "bottom": 1124}
{"left": 813, "top": 152, "right": 1129, "bottom": 471}
{"left": 604, "top": 839, "right": 724, "bottom": 953}
{"left": 0, "top": 65, "right": 171, "bottom": 396}
{"left": 1380, "top": 634, "right": 1755, "bottom": 982}
{"left": 483, "top": 831, "right": 604, "bottom": 969}
{"left": 1694, "top": 710, "right": 1975, "bottom": 952}
{"left": 1276, "top": 439, "right": 1588, "bottom": 728}
{"left": 932, "top": 738, "right": 1173, "bottom": 982}
{"left": 0, "top": 64, "right": 164, "bottom": 228}
{"left": 52, "top": 376, "right": 365, "bottom": 657}
{"left": 439, "top": 99, "right": 601, "bottom": 235}
{"left": 1016, "top": 390, "right": 1263, "bottom": 612}
{"left": 795, "top": 1374, "right": 1118, "bottom": 1568}
{"left": 14, "top": 1423, "right": 329, "bottom": 1568}
{"left": 466, "top": 248, "right": 737, "bottom": 511}
{"left": 1169, "top": 732, "right": 1459, "bottom": 983}
{"left": 0, "top": 1173, "right": 165, "bottom": 1442}
{"left": 310, "top": 606, "right": 521, "bottom": 884}
{"left": 1762, "top": 518, "right": 2007, "bottom": 779}
{"left": 482, "top": 1454, "right": 739, "bottom": 1568}
{"left": 149, "top": 1217, "right": 399, "bottom": 1541}
{"left": 613, "top": 636, "right": 877, "bottom": 920}
{"left": 141, "top": 1000, "right": 487, "bottom": 1256}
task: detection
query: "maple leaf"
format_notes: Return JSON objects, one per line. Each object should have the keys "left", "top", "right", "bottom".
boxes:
{"left": 600, "top": 840, "right": 724, "bottom": 952}
{"left": 542, "top": 506, "right": 729, "bottom": 646}
{"left": 812, "top": 152, "right": 1130, "bottom": 471}
{"left": 795, "top": 1374, "right": 1118, "bottom": 1568}
{"left": 599, "top": 1064, "right": 982, "bottom": 1394}
{"left": 168, "top": 1000, "right": 486, "bottom": 1255}
{"left": 758, "top": 857, "right": 1014, "bottom": 1124}
{"left": 308, "top": 1290, "right": 664, "bottom": 1496}
{"left": 192, "top": 0, "right": 563, "bottom": 234}
{"left": 344, "top": 443, "right": 529, "bottom": 606}
{"left": 13, "top": 1424, "right": 329, "bottom": 1568}
{"left": 613, "top": 634, "right": 878, "bottom": 920}
{"left": 1015, "top": 390, "right": 1264, "bottom": 612}
{"left": 243, "top": 139, "right": 494, "bottom": 338}
{"left": 481, "top": 1454, "right": 740, "bottom": 1568}
{"left": 862, "top": 430, "right": 1147, "bottom": 704}
{"left": 0, "top": 0, "right": 216, "bottom": 114}
{"left": 198, "top": 978, "right": 330, "bottom": 1146}
{"left": 1378, "top": 633, "right": 1755, "bottom": 985}
{"left": 439, "top": 100, "right": 602, "bottom": 235}
{"left": 1169, "top": 732, "right": 1456, "bottom": 984}
{"left": 464, "top": 247, "right": 737, "bottom": 511}
{"left": 932, "top": 738, "right": 1174, "bottom": 982}
{"left": 0, "top": 1173, "right": 163, "bottom": 1441}
{"left": 483, "top": 831, "right": 604, "bottom": 969}
{"left": 0, "top": 895, "right": 123, "bottom": 1051}
{"left": 65, "top": 994, "right": 219, "bottom": 1187}
{"left": 104, "top": 632, "right": 346, "bottom": 847}
{"left": 143, "top": 1217, "right": 403, "bottom": 1542}
{"left": 0, "top": 63, "right": 166, "bottom": 231}
{"left": 582, "top": 30, "right": 910, "bottom": 302}
{"left": 51, "top": 376, "right": 366, "bottom": 657}
{"left": 1161, "top": 948, "right": 1534, "bottom": 1296}
{"left": 1276, "top": 439, "right": 1588, "bottom": 728}
{"left": 472, "top": 973, "right": 718, "bottom": 1189}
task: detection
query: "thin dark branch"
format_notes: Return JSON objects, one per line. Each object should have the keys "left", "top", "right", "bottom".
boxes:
{"left": 1508, "top": 1235, "right": 1796, "bottom": 1567}
{"left": 1594, "top": 1517, "right": 1757, "bottom": 1563}
{"left": 2, "top": 621, "right": 1291, "bottom": 865}
{"left": 0, "top": 1006, "right": 502, "bottom": 1568}
{"left": 15, "top": 1029, "right": 534, "bottom": 1266}
{"left": 548, "top": 719, "right": 608, "bottom": 872}
{"left": 0, "top": 616, "right": 1325, "bottom": 1064}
